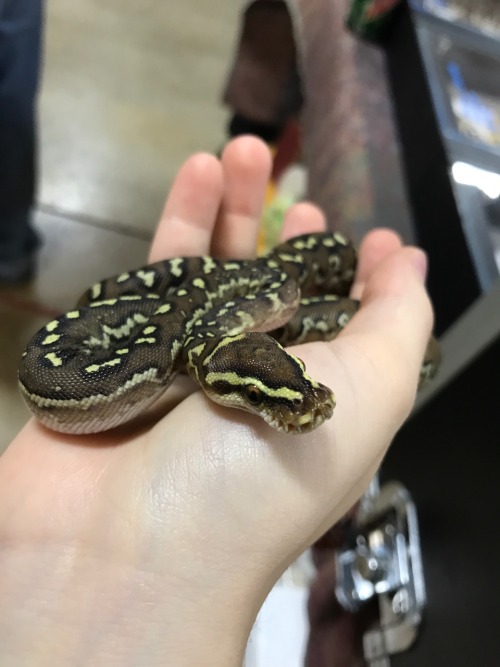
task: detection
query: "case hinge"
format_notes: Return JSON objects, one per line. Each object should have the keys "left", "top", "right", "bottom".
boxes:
{"left": 335, "top": 479, "right": 426, "bottom": 666}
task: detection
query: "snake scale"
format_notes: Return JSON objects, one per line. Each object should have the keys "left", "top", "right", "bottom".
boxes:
{"left": 18, "top": 232, "right": 438, "bottom": 435}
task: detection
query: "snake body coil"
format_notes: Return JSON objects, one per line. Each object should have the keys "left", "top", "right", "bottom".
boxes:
{"left": 19, "top": 232, "right": 434, "bottom": 435}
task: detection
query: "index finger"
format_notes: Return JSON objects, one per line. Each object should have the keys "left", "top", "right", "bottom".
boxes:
{"left": 149, "top": 153, "right": 224, "bottom": 262}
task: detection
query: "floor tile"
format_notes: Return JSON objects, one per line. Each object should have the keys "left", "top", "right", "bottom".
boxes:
{"left": 40, "top": 0, "right": 239, "bottom": 233}
{"left": 29, "top": 209, "right": 149, "bottom": 313}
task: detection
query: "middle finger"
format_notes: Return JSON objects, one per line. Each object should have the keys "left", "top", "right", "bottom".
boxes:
{"left": 211, "top": 136, "right": 272, "bottom": 259}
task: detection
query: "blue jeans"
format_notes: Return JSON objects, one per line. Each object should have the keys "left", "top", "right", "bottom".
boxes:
{"left": 0, "top": 0, "right": 43, "bottom": 261}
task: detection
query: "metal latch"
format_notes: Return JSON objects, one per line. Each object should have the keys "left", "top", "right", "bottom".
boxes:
{"left": 335, "top": 479, "right": 426, "bottom": 666}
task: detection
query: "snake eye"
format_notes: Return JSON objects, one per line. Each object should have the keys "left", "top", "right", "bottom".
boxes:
{"left": 244, "top": 384, "right": 263, "bottom": 405}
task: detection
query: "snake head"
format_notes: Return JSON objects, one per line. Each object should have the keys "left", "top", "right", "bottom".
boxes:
{"left": 196, "top": 333, "right": 335, "bottom": 433}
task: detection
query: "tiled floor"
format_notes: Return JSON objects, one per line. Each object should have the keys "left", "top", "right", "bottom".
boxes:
{"left": 1, "top": 0, "right": 238, "bottom": 448}
{"left": 40, "top": 0, "right": 239, "bottom": 233}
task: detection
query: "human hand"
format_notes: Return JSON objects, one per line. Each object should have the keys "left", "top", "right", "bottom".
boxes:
{"left": 0, "top": 137, "right": 433, "bottom": 666}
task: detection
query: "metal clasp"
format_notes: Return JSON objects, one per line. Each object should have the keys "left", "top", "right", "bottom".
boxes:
{"left": 335, "top": 479, "right": 426, "bottom": 666}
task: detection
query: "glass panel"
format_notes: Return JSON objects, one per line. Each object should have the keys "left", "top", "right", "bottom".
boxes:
{"left": 411, "top": 0, "right": 500, "bottom": 38}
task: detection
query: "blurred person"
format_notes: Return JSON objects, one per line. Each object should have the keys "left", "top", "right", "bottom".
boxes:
{"left": 0, "top": 0, "right": 43, "bottom": 284}
{"left": 224, "top": 1, "right": 301, "bottom": 151}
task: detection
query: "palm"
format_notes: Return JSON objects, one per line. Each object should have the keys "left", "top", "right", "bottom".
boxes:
{"left": 0, "top": 139, "right": 432, "bottom": 655}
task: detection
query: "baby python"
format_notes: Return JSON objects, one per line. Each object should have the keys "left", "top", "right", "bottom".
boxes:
{"left": 18, "top": 232, "right": 438, "bottom": 435}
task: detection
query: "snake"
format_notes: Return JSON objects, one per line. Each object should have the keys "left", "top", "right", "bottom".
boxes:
{"left": 18, "top": 232, "right": 439, "bottom": 435}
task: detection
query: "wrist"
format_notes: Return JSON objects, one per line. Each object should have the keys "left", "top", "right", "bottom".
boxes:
{"left": 0, "top": 539, "right": 254, "bottom": 666}
{"left": 0, "top": 420, "right": 257, "bottom": 667}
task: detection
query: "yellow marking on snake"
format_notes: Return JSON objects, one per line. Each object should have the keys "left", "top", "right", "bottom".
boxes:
{"left": 45, "top": 352, "right": 63, "bottom": 367}
{"left": 186, "top": 342, "right": 206, "bottom": 381}
{"left": 289, "top": 353, "right": 305, "bottom": 371}
{"left": 135, "top": 337, "right": 156, "bottom": 345}
{"left": 337, "top": 313, "right": 351, "bottom": 328}
{"left": 101, "top": 318, "right": 144, "bottom": 339}
{"left": 42, "top": 334, "right": 61, "bottom": 345}
{"left": 46, "top": 320, "right": 59, "bottom": 332}
{"left": 169, "top": 258, "right": 183, "bottom": 277}
{"left": 300, "top": 370, "right": 321, "bottom": 389}
{"left": 232, "top": 311, "right": 257, "bottom": 332}
{"left": 154, "top": 303, "right": 171, "bottom": 315}
{"left": 203, "top": 257, "right": 217, "bottom": 273}
{"left": 334, "top": 232, "right": 348, "bottom": 245}
{"left": 90, "top": 299, "right": 118, "bottom": 307}
{"left": 116, "top": 272, "right": 131, "bottom": 283}
{"left": 192, "top": 277, "right": 206, "bottom": 289}
{"left": 293, "top": 237, "right": 318, "bottom": 250}
{"left": 170, "top": 339, "right": 182, "bottom": 359}
{"left": 85, "top": 358, "right": 122, "bottom": 373}
{"left": 200, "top": 334, "right": 246, "bottom": 367}
{"left": 66, "top": 311, "right": 80, "bottom": 319}
{"left": 205, "top": 372, "right": 303, "bottom": 401}
{"left": 264, "top": 292, "right": 285, "bottom": 308}
{"left": 277, "top": 253, "right": 302, "bottom": 263}
{"left": 190, "top": 343, "right": 206, "bottom": 357}
{"left": 137, "top": 270, "right": 156, "bottom": 288}
{"left": 143, "top": 326, "right": 157, "bottom": 335}
{"left": 91, "top": 283, "right": 102, "bottom": 299}
{"left": 302, "top": 317, "right": 331, "bottom": 334}
{"left": 116, "top": 348, "right": 129, "bottom": 355}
